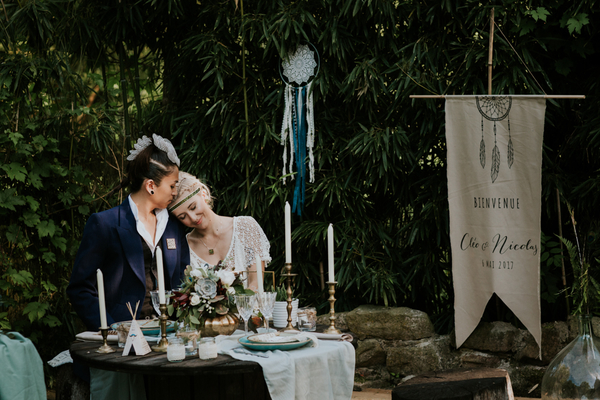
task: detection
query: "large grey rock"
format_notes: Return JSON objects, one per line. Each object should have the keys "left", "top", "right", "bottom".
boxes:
{"left": 541, "top": 321, "right": 569, "bottom": 363}
{"left": 386, "top": 336, "right": 455, "bottom": 376}
{"left": 345, "top": 305, "right": 434, "bottom": 340}
{"left": 462, "top": 321, "right": 519, "bottom": 353}
{"left": 458, "top": 348, "right": 501, "bottom": 369}
{"left": 512, "top": 329, "right": 539, "bottom": 361}
{"left": 316, "top": 311, "right": 348, "bottom": 331}
{"left": 355, "top": 339, "right": 386, "bottom": 367}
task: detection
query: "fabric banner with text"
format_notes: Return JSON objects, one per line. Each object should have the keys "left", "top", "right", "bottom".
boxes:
{"left": 445, "top": 95, "right": 545, "bottom": 357}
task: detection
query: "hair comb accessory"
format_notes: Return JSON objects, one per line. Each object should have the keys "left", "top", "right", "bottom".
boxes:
{"left": 152, "top": 134, "right": 180, "bottom": 167}
{"left": 126, "top": 134, "right": 181, "bottom": 166}
{"left": 127, "top": 135, "right": 153, "bottom": 161}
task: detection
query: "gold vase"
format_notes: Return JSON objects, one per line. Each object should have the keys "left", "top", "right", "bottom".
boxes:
{"left": 201, "top": 313, "right": 240, "bottom": 337}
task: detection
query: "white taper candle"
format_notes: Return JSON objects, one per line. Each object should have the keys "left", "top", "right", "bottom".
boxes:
{"left": 97, "top": 269, "right": 108, "bottom": 329}
{"left": 285, "top": 202, "right": 292, "bottom": 263}
{"left": 156, "top": 246, "right": 166, "bottom": 304}
{"left": 328, "top": 224, "right": 334, "bottom": 282}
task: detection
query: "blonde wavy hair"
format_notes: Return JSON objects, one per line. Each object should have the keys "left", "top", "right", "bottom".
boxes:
{"left": 168, "top": 171, "right": 213, "bottom": 212}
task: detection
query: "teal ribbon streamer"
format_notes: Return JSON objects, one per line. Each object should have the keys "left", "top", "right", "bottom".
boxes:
{"left": 292, "top": 86, "right": 307, "bottom": 216}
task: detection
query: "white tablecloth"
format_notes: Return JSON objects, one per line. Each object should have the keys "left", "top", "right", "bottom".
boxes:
{"left": 218, "top": 333, "right": 355, "bottom": 400}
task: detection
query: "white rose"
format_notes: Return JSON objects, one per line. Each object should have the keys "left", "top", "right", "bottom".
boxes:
{"left": 190, "top": 293, "right": 201, "bottom": 306}
{"left": 190, "top": 269, "right": 202, "bottom": 279}
{"left": 217, "top": 270, "right": 236, "bottom": 287}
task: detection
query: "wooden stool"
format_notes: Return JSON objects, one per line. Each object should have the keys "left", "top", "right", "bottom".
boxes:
{"left": 392, "top": 368, "right": 514, "bottom": 400}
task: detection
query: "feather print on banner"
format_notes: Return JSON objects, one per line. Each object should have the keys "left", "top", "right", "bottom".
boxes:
{"left": 280, "top": 44, "right": 320, "bottom": 216}
{"left": 476, "top": 96, "right": 513, "bottom": 183}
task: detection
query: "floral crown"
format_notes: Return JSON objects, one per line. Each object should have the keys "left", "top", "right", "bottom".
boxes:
{"left": 126, "top": 134, "right": 180, "bottom": 166}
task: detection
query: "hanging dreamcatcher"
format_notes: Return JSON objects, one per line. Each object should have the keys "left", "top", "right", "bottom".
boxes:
{"left": 476, "top": 96, "right": 513, "bottom": 183}
{"left": 280, "top": 43, "right": 320, "bottom": 216}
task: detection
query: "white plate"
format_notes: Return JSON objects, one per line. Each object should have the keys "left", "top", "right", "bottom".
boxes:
{"left": 247, "top": 332, "right": 303, "bottom": 344}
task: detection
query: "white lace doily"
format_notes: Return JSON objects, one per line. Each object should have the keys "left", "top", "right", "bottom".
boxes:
{"left": 282, "top": 45, "right": 318, "bottom": 85}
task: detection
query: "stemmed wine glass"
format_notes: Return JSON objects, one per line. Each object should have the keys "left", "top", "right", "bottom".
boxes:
{"left": 234, "top": 294, "right": 256, "bottom": 335}
{"left": 258, "top": 292, "right": 277, "bottom": 332}
{"left": 150, "top": 290, "right": 171, "bottom": 316}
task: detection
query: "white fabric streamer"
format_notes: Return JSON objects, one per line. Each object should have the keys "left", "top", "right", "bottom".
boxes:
{"left": 280, "top": 84, "right": 316, "bottom": 184}
{"left": 306, "top": 82, "right": 315, "bottom": 183}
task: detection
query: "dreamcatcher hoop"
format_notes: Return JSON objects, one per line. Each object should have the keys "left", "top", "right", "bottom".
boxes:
{"left": 279, "top": 42, "right": 321, "bottom": 87}
{"left": 476, "top": 96, "right": 512, "bottom": 121}
{"left": 476, "top": 95, "right": 514, "bottom": 183}
{"left": 279, "top": 43, "right": 321, "bottom": 216}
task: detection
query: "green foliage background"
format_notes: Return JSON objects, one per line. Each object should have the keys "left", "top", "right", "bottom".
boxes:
{"left": 2, "top": 0, "right": 600, "bottom": 388}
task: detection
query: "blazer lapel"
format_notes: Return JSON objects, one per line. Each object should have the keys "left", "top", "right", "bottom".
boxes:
{"left": 117, "top": 200, "right": 146, "bottom": 286}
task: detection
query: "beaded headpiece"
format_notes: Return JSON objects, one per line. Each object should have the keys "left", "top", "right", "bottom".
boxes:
{"left": 127, "top": 134, "right": 180, "bottom": 167}
{"left": 168, "top": 172, "right": 212, "bottom": 212}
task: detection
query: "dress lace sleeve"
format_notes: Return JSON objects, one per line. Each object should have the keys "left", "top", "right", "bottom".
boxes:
{"left": 234, "top": 216, "right": 272, "bottom": 268}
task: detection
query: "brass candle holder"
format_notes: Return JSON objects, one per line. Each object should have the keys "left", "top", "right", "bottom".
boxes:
{"left": 323, "top": 281, "right": 342, "bottom": 334}
{"left": 281, "top": 262, "right": 299, "bottom": 331}
{"left": 96, "top": 327, "right": 115, "bottom": 353}
{"left": 151, "top": 303, "right": 169, "bottom": 352}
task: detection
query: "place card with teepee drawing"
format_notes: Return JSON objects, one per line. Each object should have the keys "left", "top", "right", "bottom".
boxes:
{"left": 122, "top": 301, "right": 151, "bottom": 356}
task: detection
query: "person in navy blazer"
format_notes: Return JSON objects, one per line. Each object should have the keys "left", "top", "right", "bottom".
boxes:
{"left": 67, "top": 134, "right": 190, "bottom": 332}
{"left": 67, "top": 200, "right": 190, "bottom": 331}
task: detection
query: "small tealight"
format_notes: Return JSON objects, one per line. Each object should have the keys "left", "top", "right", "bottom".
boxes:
{"left": 198, "top": 337, "right": 218, "bottom": 360}
{"left": 167, "top": 337, "right": 185, "bottom": 362}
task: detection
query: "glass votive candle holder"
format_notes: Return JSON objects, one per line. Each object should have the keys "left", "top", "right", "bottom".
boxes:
{"left": 297, "top": 307, "right": 317, "bottom": 331}
{"left": 177, "top": 326, "right": 199, "bottom": 356}
{"left": 167, "top": 337, "right": 185, "bottom": 362}
{"left": 198, "top": 337, "right": 218, "bottom": 360}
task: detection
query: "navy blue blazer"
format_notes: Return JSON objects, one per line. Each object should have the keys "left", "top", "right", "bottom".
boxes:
{"left": 67, "top": 199, "right": 190, "bottom": 331}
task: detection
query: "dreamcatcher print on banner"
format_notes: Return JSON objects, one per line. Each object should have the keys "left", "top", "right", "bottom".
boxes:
{"left": 280, "top": 43, "right": 320, "bottom": 216}
{"left": 476, "top": 96, "right": 513, "bottom": 183}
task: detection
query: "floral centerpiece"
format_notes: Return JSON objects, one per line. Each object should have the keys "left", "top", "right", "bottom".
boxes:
{"left": 168, "top": 261, "right": 253, "bottom": 332}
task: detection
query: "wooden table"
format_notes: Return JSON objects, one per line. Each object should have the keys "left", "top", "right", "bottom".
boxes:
{"left": 70, "top": 340, "right": 271, "bottom": 400}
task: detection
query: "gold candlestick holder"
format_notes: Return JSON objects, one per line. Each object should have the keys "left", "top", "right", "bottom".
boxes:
{"left": 96, "top": 327, "right": 115, "bottom": 353}
{"left": 323, "top": 281, "right": 342, "bottom": 334}
{"left": 151, "top": 303, "right": 169, "bottom": 352}
{"left": 281, "top": 262, "right": 299, "bottom": 331}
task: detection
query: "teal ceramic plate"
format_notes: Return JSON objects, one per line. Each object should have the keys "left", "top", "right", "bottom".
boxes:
{"left": 238, "top": 335, "right": 311, "bottom": 351}
{"left": 110, "top": 320, "right": 176, "bottom": 336}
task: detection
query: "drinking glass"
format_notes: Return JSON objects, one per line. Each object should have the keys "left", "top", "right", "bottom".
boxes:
{"left": 150, "top": 290, "right": 171, "bottom": 316}
{"left": 297, "top": 307, "right": 317, "bottom": 331}
{"left": 258, "top": 292, "right": 277, "bottom": 332}
{"left": 234, "top": 294, "right": 256, "bottom": 335}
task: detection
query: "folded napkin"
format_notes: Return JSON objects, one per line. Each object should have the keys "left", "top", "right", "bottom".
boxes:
{"left": 74, "top": 330, "right": 174, "bottom": 343}
{"left": 282, "top": 330, "right": 352, "bottom": 342}
{"left": 75, "top": 331, "right": 118, "bottom": 343}
{"left": 311, "top": 332, "right": 353, "bottom": 342}
{"left": 245, "top": 332, "right": 319, "bottom": 348}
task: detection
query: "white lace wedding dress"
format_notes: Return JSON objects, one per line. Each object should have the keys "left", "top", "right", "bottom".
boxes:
{"left": 188, "top": 216, "right": 271, "bottom": 287}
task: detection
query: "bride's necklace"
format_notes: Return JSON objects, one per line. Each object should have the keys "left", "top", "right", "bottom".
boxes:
{"left": 198, "top": 218, "right": 221, "bottom": 255}
{"left": 199, "top": 237, "right": 215, "bottom": 255}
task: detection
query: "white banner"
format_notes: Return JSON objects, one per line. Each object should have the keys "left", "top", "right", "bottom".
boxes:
{"left": 445, "top": 96, "right": 545, "bottom": 357}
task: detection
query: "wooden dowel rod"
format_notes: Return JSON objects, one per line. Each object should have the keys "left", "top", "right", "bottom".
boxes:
{"left": 409, "top": 95, "right": 585, "bottom": 99}
{"left": 488, "top": 8, "right": 495, "bottom": 95}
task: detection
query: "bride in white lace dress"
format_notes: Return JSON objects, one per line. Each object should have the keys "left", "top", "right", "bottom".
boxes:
{"left": 168, "top": 172, "right": 271, "bottom": 290}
